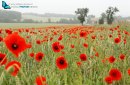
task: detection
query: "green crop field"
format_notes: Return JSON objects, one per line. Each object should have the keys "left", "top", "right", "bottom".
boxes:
{"left": 0, "top": 23, "right": 78, "bottom": 29}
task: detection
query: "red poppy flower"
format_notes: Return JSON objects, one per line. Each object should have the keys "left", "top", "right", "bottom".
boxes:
{"left": 0, "top": 29, "right": 2, "bottom": 34}
{"left": 117, "top": 25, "right": 120, "bottom": 28}
{"left": 61, "top": 51, "right": 65, "bottom": 55}
{"left": 124, "top": 39, "right": 126, "bottom": 44}
{"left": 102, "top": 59, "right": 107, "bottom": 63}
{"left": 109, "top": 34, "right": 112, "bottom": 38}
{"left": 25, "top": 29, "right": 29, "bottom": 32}
{"left": 4, "top": 32, "right": 28, "bottom": 57}
{"left": 124, "top": 30, "right": 128, "bottom": 35}
{"left": 29, "top": 52, "right": 35, "bottom": 58}
{"left": 0, "top": 36, "right": 3, "bottom": 42}
{"left": 109, "top": 68, "right": 122, "bottom": 81}
{"left": 114, "top": 37, "right": 121, "bottom": 44}
{"left": 60, "top": 45, "right": 64, "bottom": 50}
{"left": 80, "top": 31, "right": 87, "bottom": 38}
{"left": 0, "top": 53, "right": 7, "bottom": 65}
{"left": 95, "top": 52, "right": 99, "bottom": 57}
{"left": 119, "top": 54, "right": 125, "bottom": 60}
{"left": 83, "top": 43, "right": 88, "bottom": 48}
{"left": 71, "top": 44, "right": 74, "bottom": 48}
{"left": 54, "top": 32, "right": 57, "bottom": 35}
{"left": 35, "top": 52, "right": 44, "bottom": 62}
{"left": 5, "top": 29, "right": 12, "bottom": 34}
{"left": 56, "top": 56, "right": 68, "bottom": 70}
{"left": 36, "top": 40, "right": 41, "bottom": 44}
{"left": 108, "top": 56, "right": 115, "bottom": 63}
{"left": 115, "top": 27, "right": 118, "bottom": 30}
{"left": 104, "top": 76, "right": 113, "bottom": 84}
{"left": 77, "top": 62, "right": 82, "bottom": 67}
{"left": 50, "top": 37, "right": 53, "bottom": 41}
{"left": 5, "top": 61, "right": 21, "bottom": 76}
{"left": 91, "top": 35, "right": 96, "bottom": 39}
{"left": 58, "top": 35, "right": 63, "bottom": 41}
{"left": 52, "top": 42, "right": 61, "bottom": 52}
{"left": 35, "top": 76, "right": 46, "bottom": 85}
{"left": 127, "top": 68, "right": 130, "bottom": 76}
{"left": 27, "top": 43, "right": 32, "bottom": 48}
{"left": 26, "top": 36, "right": 30, "bottom": 39}
{"left": 79, "top": 54, "right": 87, "bottom": 61}
{"left": 18, "top": 29, "right": 22, "bottom": 33}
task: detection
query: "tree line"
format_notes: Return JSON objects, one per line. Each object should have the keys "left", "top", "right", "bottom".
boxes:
{"left": 75, "top": 6, "right": 119, "bottom": 25}
{"left": 0, "top": 10, "right": 79, "bottom": 24}
{"left": 0, "top": 10, "right": 21, "bottom": 23}
{"left": 0, "top": 7, "right": 119, "bottom": 25}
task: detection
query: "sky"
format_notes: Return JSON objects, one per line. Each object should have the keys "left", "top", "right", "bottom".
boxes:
{"left": 0, "top": 0, "right": 130, "bottom": 17}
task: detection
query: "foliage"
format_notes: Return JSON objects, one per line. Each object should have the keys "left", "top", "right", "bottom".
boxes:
{"left": 106, "top": 7, "right": 119, "bottom": 24}
{"left": 75, "top": 8, "right": 89, "bottom": 25}
{"left": 0, "top": 10, "right": 21, "bottom": 23}
{"left": 99, "top": 13, "right": 106, "bottom": 24}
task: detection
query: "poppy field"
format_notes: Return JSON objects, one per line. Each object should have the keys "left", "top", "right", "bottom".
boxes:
{"left": 0, "top": 24, "right": 130, "bottom": 85}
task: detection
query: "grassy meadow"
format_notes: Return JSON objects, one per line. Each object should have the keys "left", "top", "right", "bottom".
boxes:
{"left": 0, "top": 23, "right": 79, "bottom": 29}
{"left": 0, "top": 23, "right": 130, "bottom": 85}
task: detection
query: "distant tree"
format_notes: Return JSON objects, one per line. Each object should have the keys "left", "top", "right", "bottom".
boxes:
{"left": 99, "top": 18, "right": 104, "bottom": 24}
{"left": 99, "top": 13, "right": 106, "bottom": 24}
{"left": 48, "top": 18, "right": 51, "bottom": 23}
{"left": 59, "top": 18, "right": 67, "bottom": 23}
{"left": 58, "top": 18, "right": 79, "bottom": 24}
{"left": 22, "top": 19, "right": 35, "bottom": 23}
{"left": 106, "top": 7, "right": 119, "bottom": 24}
{"left": 75, "top": 8, "right": 89, "bottom": 25}
{"left": 0, "top": 10, "right": 21, "bottom": 23}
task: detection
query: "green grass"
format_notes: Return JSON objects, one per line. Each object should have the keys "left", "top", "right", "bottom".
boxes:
{"left": 0, "top": 23, "right": 130, "bottom": 85}
{"left": 0, "top": 23, "right": 79, "bottom": 29}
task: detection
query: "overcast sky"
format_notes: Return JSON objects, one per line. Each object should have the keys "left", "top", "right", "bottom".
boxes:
{"left": 0, "top": 0, "right": 130, "bottom": 17}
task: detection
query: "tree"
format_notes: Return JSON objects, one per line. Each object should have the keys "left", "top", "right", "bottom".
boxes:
{"left": 48, "top": 18, "right": 51, "bottom": 23}
{"left": 0, "top": 10, "right": 21, "bottom": 23}
{"left": 22, "top": 19, "right": 35, "bottom": 23}
{"left": 75, "top": 8, "right": 89, "bottom": 25}
{"left": 99, "top": 13, "right": 106, "bottom": 24}
{"left": 106, "top": 7, "right": 119, "bottom": 24}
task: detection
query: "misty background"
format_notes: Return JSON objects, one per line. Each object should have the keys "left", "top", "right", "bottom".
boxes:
{"left": 0, "top": 0, "right": 130, "bottom": 24}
